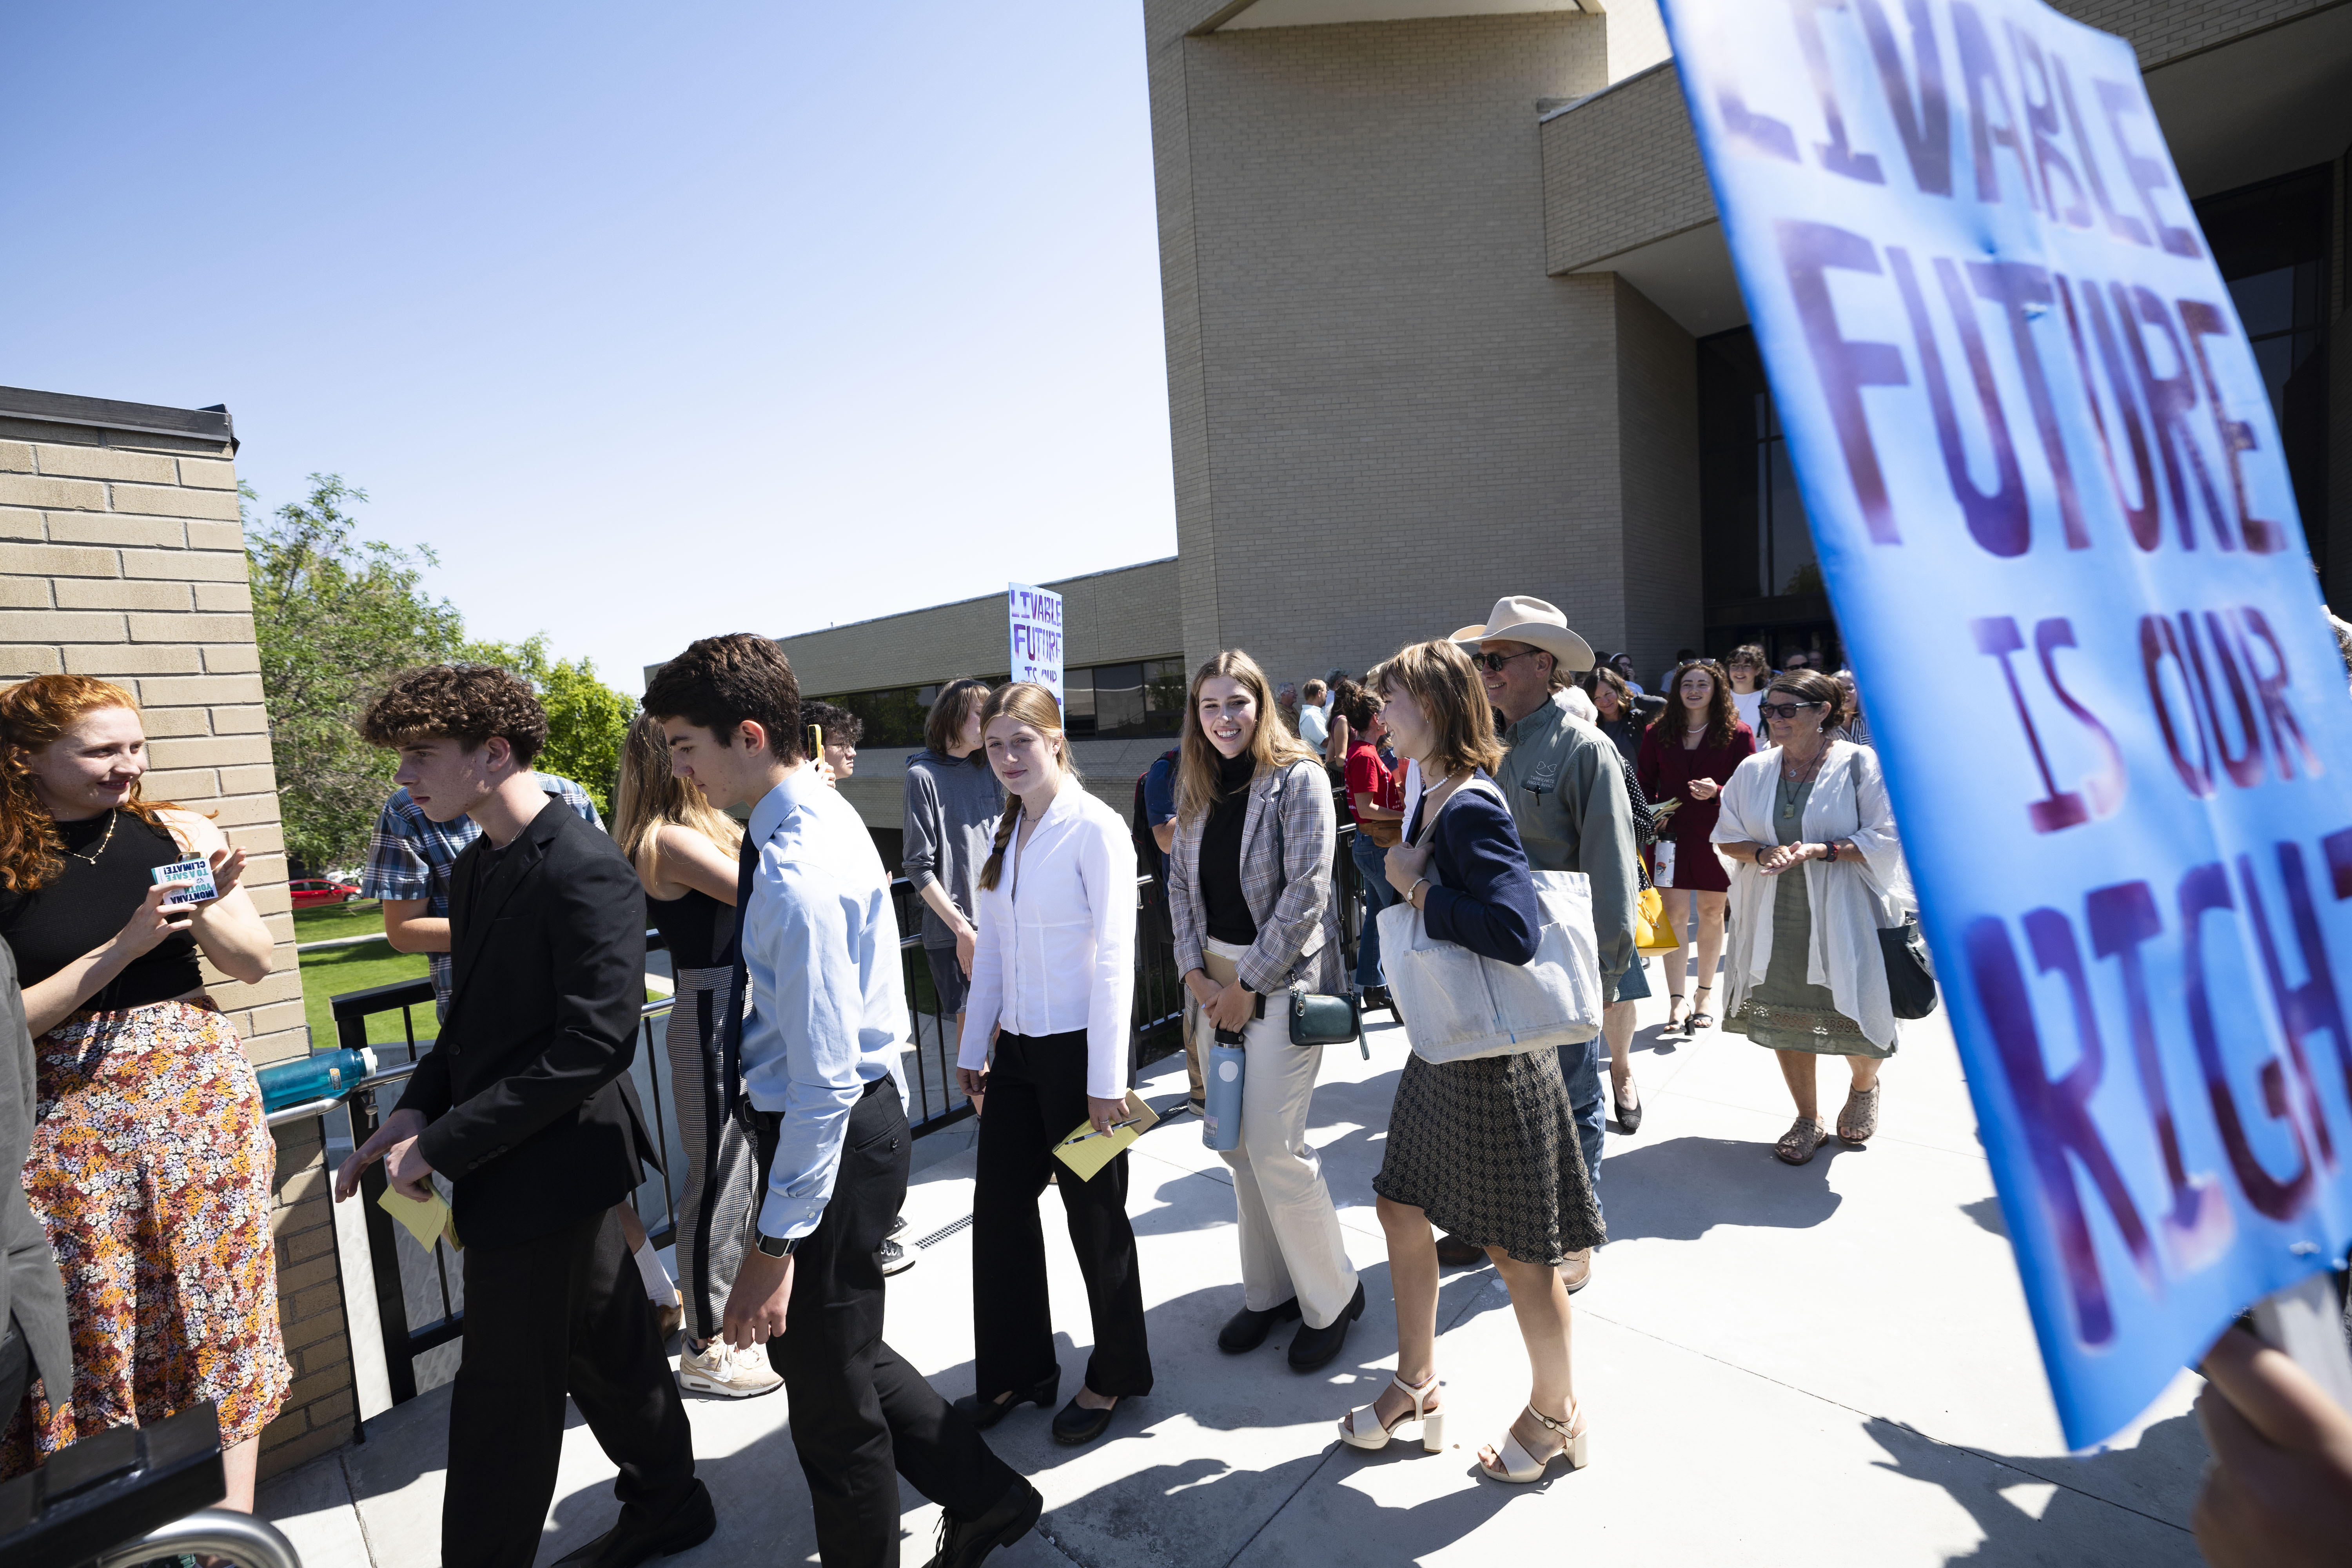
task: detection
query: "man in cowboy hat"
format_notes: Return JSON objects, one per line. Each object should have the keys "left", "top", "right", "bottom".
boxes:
{"left": 1436, "top": 595, "right": 1640, "bottom": 1292}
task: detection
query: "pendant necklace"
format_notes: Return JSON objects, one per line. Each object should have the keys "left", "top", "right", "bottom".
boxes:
{"left": 64, "top": 809, "right": 118, "bottom": 865}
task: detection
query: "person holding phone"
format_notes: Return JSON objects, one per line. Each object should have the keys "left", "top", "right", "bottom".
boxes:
{"left": 953, "top": 682, "right": 1150, "bottom": 1447}
{"left": 1167, "top": 651, "right": 1363, "bottom": 1370}
{"left": 0, "top": 675, "right": 283, "bottom": 1510}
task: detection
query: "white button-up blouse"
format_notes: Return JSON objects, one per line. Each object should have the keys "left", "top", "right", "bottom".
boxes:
{"left": 955, "top": 781, "right": 1138, "bottom": 1100}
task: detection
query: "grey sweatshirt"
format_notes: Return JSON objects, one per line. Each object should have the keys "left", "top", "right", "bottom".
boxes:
{"left": 902, "top": 747, "right": 1004, "bottom": 949}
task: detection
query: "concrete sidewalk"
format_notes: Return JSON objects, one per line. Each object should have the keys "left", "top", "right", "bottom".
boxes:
{"left": 258, "top": 979, "right": 2209, "bottom": 1567}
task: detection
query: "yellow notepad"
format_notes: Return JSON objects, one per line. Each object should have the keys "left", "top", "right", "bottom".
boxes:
{"left": 1051, "top": 1090, "right": 1160, "bottom": 1182}
{"left": 377, "top": 1183, "right": 461, "bottom": 1252}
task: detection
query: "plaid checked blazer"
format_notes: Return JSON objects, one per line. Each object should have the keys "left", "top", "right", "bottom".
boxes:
{"left": 1167, "top": 756, "right": 1345, "bottom": 998}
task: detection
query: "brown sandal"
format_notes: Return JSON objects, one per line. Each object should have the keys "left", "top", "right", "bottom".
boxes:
{"left": 1774, "top": 1117, "right": 1830, "bottom": 1165}
{"left": 1838, "top": 1084, "right": 1882, "bottom": 1145}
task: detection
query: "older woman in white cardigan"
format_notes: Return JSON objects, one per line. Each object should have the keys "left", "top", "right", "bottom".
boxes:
{"left": 1710, "top": 668, "right": 1913, "bottom": 1165}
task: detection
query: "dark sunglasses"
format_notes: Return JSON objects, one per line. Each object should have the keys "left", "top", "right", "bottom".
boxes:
{"left": 1757, "top": 700, "right": 1824, "bottom": 721}
{"left": 1475, "top": 650, "right": 1544, "bottom": 673}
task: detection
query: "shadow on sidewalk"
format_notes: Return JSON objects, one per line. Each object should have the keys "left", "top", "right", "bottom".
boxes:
{"left": 1860, "top": 1412, "right": 2207, "bottom": 1565}
{"left": 1595, "top": 1136, "right": 1846, "bottom": 1241}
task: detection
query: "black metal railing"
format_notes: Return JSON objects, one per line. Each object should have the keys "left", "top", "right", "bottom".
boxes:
{"left": 305, "top": 858, "right": 1252, "bottom": 1421}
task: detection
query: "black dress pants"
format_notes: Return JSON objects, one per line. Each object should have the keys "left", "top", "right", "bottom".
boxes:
{"left": 972, "top": 1030, "right": 1153, "bottom": 1401}
{"left": 755, "top": 1083, "right": 1018, "bottom": 1567}
{"left": 443, "top": 1206, "right": 697, "bottom": 1568}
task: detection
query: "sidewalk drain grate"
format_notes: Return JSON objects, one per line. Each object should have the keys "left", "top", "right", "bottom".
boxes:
{"left": 915, "top": 1214, "right": 974, "bottom": 1250}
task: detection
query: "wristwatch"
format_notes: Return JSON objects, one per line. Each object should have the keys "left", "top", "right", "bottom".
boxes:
{"left": 1824, "top": 841, "right": 1840, "bottom": 862}
{"left": 756, "top": 1231, "right": 801, "bottom": 1259}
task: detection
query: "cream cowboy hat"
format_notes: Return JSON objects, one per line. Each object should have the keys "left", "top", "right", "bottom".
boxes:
{"left": 1449, "top": 595, "right": 1596, "bottom": 673}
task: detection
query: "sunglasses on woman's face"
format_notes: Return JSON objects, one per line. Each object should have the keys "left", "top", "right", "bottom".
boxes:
{"left": 1757, "top": 700, "right": 1824, "bottom": 721}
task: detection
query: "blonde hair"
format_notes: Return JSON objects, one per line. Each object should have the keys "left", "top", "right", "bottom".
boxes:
{"left": 975, "top": 683, "right": 1079, "bottom": 892}
{"left": 1378, "top": 639, "right": 1503, "bottom": 779}
{"left": 614, "top": 711, "right": 742, "bottom": 866}
{"left": 1176, "top": 650, "right": 1322, "bottom": 824}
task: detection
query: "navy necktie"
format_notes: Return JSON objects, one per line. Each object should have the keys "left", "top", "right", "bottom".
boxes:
{"left": 720, "top": 831, "right": 759, "bottom": 1118}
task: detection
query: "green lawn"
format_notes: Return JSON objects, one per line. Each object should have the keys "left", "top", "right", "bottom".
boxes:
{"left": 294, "top": 902, "right": 434, "bottom": 1052}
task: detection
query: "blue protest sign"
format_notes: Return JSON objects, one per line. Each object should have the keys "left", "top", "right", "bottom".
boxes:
{"left": 1660, "top": 0, "right": 2352, "bottom": 1445}
{"left": 1007, "top": 582, "right": 1065, "bottom": 711}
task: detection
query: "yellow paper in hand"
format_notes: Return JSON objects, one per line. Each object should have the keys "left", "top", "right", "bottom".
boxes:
{"left": 377, "top": 1182, "right": 456, "bottom": 1250}
{"left": 1051, "top": 1090, "right": 1160, "bottom": 1183}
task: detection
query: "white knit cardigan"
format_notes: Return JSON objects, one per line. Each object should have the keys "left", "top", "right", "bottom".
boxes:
{"left": 1710, "top": 739, "right": 1915, "bottom": 1051}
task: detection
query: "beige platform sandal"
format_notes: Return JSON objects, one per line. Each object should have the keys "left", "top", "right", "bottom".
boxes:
{"left": 1477, "top": 1401, "right": 1589, "bottom": 1482}
{"left": 1337, "top": 1372, "right": 1445, "bottom": 1453}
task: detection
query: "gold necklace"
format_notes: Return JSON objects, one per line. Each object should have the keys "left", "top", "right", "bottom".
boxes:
{"left": 62, "top": 808, "right": 118, "bottom": 865}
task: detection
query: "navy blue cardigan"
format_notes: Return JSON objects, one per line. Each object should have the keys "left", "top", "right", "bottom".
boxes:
{"left": 1404, "top": 778, "right": 1541, "bottom": 965}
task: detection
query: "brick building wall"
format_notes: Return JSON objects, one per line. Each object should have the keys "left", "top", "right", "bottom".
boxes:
{"left": 1540, "top": 63, "right": 1710, "bottom": 274}
{"left": 0, "top": 388, "right": 354, "bottom": 1477}
{"left": 1146, "top": 5, "right": 1713, "bottom": 678}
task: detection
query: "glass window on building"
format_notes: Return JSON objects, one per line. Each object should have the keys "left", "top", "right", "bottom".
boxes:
{"left": 1697, "top": 328, "right": 1841, "bottom": 671}
{"left": 2194, "top": 165, "right": 2332, "bottom": 578}
{"left": 1063, "top": 657, "right": 1185, "bottom": 739}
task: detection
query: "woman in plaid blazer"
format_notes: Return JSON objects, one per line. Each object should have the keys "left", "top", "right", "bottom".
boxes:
{"left": 1167, "top": 650, "right": 1363, "bottom": 1373}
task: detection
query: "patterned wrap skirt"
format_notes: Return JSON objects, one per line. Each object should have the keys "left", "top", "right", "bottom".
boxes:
{"left": 1372, "top": 1047, "right": 1607, "bottom": 1265}
{"left": 2, "top": 999, "right": 292, "bottom": 1473}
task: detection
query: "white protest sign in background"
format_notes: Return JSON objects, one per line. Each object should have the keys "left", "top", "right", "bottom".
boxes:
{"left": 1007, "top": 582, "right": 1064, "bottom": 711}
{"left": 1660, "top": 0, "right": 2352, "bottom": 1446}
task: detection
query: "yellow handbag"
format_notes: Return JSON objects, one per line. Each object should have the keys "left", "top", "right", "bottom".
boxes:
{"left": 1635, "top": 886, "right": 1682, "bottom": 955}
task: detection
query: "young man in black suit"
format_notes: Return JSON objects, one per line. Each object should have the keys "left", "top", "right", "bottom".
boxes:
{"left": 334, "top": 664, "right": 708, "bottom": 1568}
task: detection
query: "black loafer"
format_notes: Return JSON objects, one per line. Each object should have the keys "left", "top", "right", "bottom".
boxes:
{"left": 1286, "top": 1281, "right": 1365, "bottom": 1372}
{"left": 951, "top": 1368, "right": 1058, "bottom": 1431}
{"left": 924, "top": 1477, "right": 1043, "bottom": 1568}
{"left": 1051, "top": 1393, "right": 1120, "bottom": 1445}
{"left": 554, "top": 1480, "right": 715, "bottom": 1567}
{"left": 1217, "top": 1296, "right": 1301, "bottom": 1353}
{"left": 1434, "top": 1234, "right": 1487, "bottom": 1268}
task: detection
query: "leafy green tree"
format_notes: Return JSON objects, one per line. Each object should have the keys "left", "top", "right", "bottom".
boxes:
{"left": 460, "top": 633, "right": 637, "bottom": 818}
{"left": 247, "top": 476, "right": 464, "bottom": 875}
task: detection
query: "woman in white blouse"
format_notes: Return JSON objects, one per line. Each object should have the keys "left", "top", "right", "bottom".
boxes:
{"left": 1710, "top": 669, "right": 1915, "bottom": 1165}
{"left": 952, "top": 682, "right": 1149, "bottom": 1447}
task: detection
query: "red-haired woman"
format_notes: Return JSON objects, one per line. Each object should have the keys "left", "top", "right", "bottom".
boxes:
{"left": 1637, "top": 661, "right": 1755, "bottom": 1035}
{"left": 0, "top": 675, "right": 284, "bottom": 1510}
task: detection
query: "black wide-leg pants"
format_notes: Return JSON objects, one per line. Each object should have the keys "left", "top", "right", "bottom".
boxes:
{"left": 971, "top": 1030, "right": 1154, "bottom": 1401}
{"left": 755, "top": 1082, "right": 1018, "bottom": 1566}
{"left": 443, "top": 1206, "right": 698, "bottom": 1568}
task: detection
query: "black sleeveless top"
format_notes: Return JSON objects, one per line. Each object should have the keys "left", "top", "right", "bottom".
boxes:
{"left": 0, "top": 811, "right": 204, "bottom": 1011}
{"left": 647, "top": 887, "right": 726, "bottom": 972}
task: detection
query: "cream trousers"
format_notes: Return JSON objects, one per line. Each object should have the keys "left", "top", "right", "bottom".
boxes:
{"left": 1201, "top": 939, "right": 1359, "bottom": 1330}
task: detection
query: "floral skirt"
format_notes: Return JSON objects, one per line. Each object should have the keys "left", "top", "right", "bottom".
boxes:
{"left": 2, "top": 1000, "right": 292, "bottom": 1474}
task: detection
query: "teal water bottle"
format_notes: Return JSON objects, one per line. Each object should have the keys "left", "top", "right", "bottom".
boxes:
{"left": 257, "top": 1047, "right": 379, "bottom": 1114}
{"left": 1201, "top": 1029, "right": 1246, "bottom": 1151}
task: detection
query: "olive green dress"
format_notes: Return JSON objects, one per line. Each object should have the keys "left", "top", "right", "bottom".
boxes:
{"left": 1727, "top": 778, "right": 1896, "bottom": 1060}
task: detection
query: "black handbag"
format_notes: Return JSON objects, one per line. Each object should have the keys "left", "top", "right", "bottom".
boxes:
{"left": 1261, "top": 762, "right": 1365, "bottom": 1055}
{"left": 1878, "top": 917, "right": 1938, "bottom": 1019}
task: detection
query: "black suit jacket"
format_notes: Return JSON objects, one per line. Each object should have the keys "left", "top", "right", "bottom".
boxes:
{"left": 397, "top": 799, "right": 655, "bottom": 1249}
{"left": 0, "top": 938, "right": 69, "bottom": 1399}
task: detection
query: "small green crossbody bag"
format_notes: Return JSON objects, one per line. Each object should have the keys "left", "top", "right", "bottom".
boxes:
{"left": 1263, "top": 764, "right": 1366, "bottom": 1058}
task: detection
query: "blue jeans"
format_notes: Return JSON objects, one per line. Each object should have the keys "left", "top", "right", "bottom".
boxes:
{"left": 1556, "top": 1032, "right": 1606, "bottom": 1227}
{"left": 1352, "top": 831, "right": 1396, "bottom": 989}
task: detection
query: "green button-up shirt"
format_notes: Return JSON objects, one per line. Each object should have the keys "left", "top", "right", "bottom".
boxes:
{"left": 1494, "top": 699, "right": 1640, "bottom": 989}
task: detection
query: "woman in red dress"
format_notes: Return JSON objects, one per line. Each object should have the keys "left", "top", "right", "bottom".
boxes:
{"left": 1637, "top": 661, "right": 1756, "bottom": 1033}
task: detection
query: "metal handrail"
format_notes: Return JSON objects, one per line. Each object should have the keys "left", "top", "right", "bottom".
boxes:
{"left": 96, "top": 1509, "right": 303, "bottom": 1568}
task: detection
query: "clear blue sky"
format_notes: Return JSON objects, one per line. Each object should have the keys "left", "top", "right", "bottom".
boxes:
{"left": 2, "top": 2, "right": 1175, "bottom": 693}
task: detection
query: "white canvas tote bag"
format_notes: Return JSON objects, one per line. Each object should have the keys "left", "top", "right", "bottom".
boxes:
{"left": 1376, "top": 775, "right": 1604, "bottom": 1063}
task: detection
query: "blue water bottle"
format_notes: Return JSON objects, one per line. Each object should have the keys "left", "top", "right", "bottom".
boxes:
{"left": 1201, "top": 1029, "right": 1247, "bottom": 1151}
{"left": 257, "top": 1047, "right": 379, "bottom": 1114}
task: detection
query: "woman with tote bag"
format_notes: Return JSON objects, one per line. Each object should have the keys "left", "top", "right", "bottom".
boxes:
{"left": 1165, "top": 650, "right": 1364, "bottom": 1372}
{"left": 1338, "top": 639, "right": 1604, "bottom": 1484}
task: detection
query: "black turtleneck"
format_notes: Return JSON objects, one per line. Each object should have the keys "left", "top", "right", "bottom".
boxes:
{"left": 1200, "top": 748, "right": 1259, "bottom": 947}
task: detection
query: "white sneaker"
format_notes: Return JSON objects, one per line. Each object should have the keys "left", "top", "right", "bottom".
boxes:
{"left": 677, "top": 1339, "right": 783, "bottom": 1399}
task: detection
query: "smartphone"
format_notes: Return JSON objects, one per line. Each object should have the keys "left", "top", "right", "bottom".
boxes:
{"left": 151, "top": 857, "right": 218, "bottom": 909}
{"left": 808, "top": 724, "right": 823, "bottom": 761}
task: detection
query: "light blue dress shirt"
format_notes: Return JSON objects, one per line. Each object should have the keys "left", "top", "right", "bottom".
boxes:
{"left": 740, "top": 769, "right": 909, "bottom": 1238}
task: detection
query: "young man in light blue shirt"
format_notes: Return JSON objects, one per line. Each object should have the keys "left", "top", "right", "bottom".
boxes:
{"left": 644, "top": 634, "right": 1036, "bottom": 1568}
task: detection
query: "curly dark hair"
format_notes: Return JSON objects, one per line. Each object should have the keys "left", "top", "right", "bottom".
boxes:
{"left": 1332, "top": 677, "right": 1381, "bottom": 733}
{"left": 1648, "top": 659, "right": 1742, "bottom": 749}
{"left": 361, "top": 664, "right": 548, "bottom": 764}
{"left": 641, "top": 633, "right": 803, "bottom": 761}
{"left": 803, "top": 700, "right": 863, "bottom": 748}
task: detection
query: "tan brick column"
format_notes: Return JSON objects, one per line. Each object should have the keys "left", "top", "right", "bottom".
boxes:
{"left": 0, "top": 389, "right": 355, "bottom": 1475}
